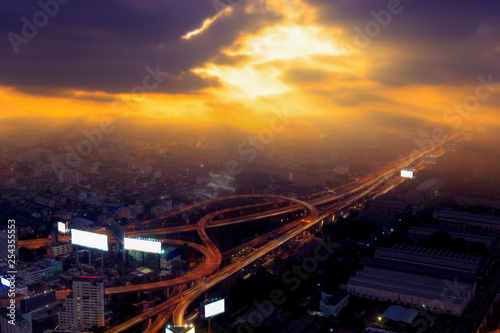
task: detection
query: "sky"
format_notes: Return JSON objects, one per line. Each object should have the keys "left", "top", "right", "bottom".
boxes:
{"left": 0, "top": 0, "right": 499, "bottom": 137}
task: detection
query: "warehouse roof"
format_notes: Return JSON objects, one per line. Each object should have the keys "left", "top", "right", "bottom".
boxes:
{"left": 348, "top": 266, "right": 472, "bottom": 305}
{"left": 382, "top": 305, "right": 418, "bottom": 323}
{"left": 374, "top": 244, "right": 482, "bottom": 273}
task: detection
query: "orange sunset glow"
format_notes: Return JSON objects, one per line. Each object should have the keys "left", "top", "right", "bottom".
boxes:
{"left": 1, "top": 0, "right": 498, "bottom": 135}
{"left": 2, "top": 1, "right": 500, "bottom": 333}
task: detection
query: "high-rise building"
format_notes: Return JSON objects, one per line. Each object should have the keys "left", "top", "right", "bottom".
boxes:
{"left": 47, "top": 242, "right": 73, "bottom": 258}
{"left": 58, "top": 276, "right": 105, "bottom": 330}
{"left": 18, "top": 265, "right": 51, "bottom": 285}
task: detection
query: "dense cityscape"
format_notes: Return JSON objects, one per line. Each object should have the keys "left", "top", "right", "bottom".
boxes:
{"left": 1, "top": 0, "right": 500, "bottom": 333}
{"left": 2, "top": 127, "right": 500, "bottom": 333}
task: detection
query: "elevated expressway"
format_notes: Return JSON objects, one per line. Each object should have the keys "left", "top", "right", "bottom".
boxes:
{"left": 105, "top": 194, "right": 316, "bottom": 295}
{"left": 107, "top": 177, "right": 391, "bottom": 333}
{"left": 17, "top": 136, "right": 454, "bottom": 332}
{"left": 106, "top": 137, "right": 453, "bottom": 332}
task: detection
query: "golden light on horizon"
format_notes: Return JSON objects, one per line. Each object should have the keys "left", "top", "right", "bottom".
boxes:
{"left": 227, "top": 25, "right": 344, "bottom": 63}
{"left": 193, "top": 24, "right": 346, "bottom": 98}
{"left": 1, "top": 0, "right": 495, "bottom": 135}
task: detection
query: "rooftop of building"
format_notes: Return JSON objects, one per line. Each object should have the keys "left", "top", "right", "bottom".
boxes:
{"left": 73, "top": 276, "right": 104, "bottom": 283}
{"left": 433, "top": 209, "right": 500, "bottom": 225}
{"left": 321, "top": 292, "right": 349, "bottom": 306}
{"left": 388, "top": 243, "right": 482, "bottom": 264}
{"left": 408, "top": 223, "right": 497, "bottom": 239}
{"left": 348, "top": 266, "right": 472, "bottom": 305}
{"left": 416, "top": 178, "right": 445, "bottom": 192}
{"left": 364, "top": 257, "right": 476, "bottom": 283}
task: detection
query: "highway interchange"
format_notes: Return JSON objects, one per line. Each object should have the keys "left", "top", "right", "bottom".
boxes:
{"left": 17, "top": 136, "right": 455, "bottom": 332}
{"left": 104, "top": 137, "right": 453, "bottom": 332}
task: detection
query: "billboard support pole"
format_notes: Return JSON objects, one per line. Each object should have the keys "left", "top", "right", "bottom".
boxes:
{"left": 208, "top": 318, "right": 211, "bottom": 333}
{"left": 89, "top": 250, "right": 91, "bottom": 266}
{"left": 76, "top": 246, "right": 79, "bottom": 265}
{"left": 101, "top": 251, "right": 104, "bottom": 269}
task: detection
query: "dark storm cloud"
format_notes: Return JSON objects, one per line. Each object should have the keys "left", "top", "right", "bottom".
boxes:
{"left": 306, "top": 0, "right": 500, "bottom": 86}
{"left": 158, "top": 71, "right": 222, "bottom": 94}
{"left": 307, "top": 0, "right": 500, "bottom": 41}
{"left": 0, "top": 0, "right": 279, "bottom": 95}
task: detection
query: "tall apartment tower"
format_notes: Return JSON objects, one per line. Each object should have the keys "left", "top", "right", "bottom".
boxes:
{"left": 58, "top": 276, "right": 105, "bottom": 330}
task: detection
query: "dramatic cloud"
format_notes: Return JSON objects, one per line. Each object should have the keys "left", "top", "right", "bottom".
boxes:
{"left": 0, "top": 0, "right": 279, "bottom": 94}
{"left": 0, "top": 0, "right": 498, "bottom": 133}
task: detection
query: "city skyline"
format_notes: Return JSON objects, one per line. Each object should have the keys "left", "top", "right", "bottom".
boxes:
{"left": 1, "top": 1, "right": 500, "bottom": 333}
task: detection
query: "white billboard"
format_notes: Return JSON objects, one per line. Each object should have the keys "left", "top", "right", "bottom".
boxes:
{"left": 124, "top": 237, "right": 161, "bottom": 254}
{"left": 1, "top": 277, "right": 11, "bottom": 287}
{"left": 205, "top": 299, "right": 225, "bottom": 318}
{"left": 58, "top": 222, "right": 67, "bottom": 234}
{"left": 165, "top": 326, "right": 194, "bottom": 333}
{"left": 401, "top": 170, "right": 414, "bottom": 179}
{"left": 71, "top": 229, "right": 108, "bottom": 251}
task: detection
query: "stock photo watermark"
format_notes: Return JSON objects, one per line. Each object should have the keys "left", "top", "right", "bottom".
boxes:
{"left": 234, "top": 228, "right": 473, "bottom": 333}
{"left": 400, "top": 277, "right": 469, "bottom": 333}
{"left": 49, "top": 64, "right": 170, "bottom": 179}
{"left": 236, "top": 234, "right": 336, "bottom": 333}
{"left": 5, "top": 219, "right": 18, "bottom": 325}
{"left": 181, "top": 108, "right": 292, "bottom": 222}
{"left": 414, "top": 73, "right": 498, "bottom": 151}
{"left": 335, "top": 0, "right": 407, "bottom": 63}
{"left": 8, "top": 0, "right": 72, "bottom": 54}
{"left": 353, "top": 0, "right": 403, "bottom": 49}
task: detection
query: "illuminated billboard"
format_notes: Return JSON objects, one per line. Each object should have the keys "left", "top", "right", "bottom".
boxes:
{"left": 204, "top": 299, "right": 225, "bottom": 318}
{"left": 71, "top": 229, "right": 108, "bottom": 251}
{"left": 124, "top": 237, "right": 161, "bottom": 254}
{"left": 401, "top": 170, "right": 414, "bottom": 179}
{"left": 58, "top": 221, "right": 67, "bottom": 234}
{"left": 165, "top": 327, "right": 195, "bottom": 333}
{"left": 1, "top": 277, "right": 11, "bottom": 287}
